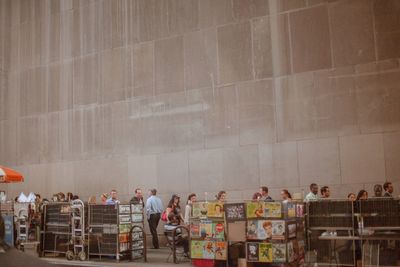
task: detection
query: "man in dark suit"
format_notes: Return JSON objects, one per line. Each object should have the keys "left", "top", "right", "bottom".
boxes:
{"left": 130, "top": 188, "right": 144, "bottom": 207}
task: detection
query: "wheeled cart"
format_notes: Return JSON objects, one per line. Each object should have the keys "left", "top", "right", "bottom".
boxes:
{"left": 41, "top": 202, "right": 72, "bottom": 257}
{"left": 66, "top": 199, "right": 87, "bottom": 261}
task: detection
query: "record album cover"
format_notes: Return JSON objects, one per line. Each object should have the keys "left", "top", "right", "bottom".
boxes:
{"left": 200, "top": 220, "right": 213, "bottom": 239}
{"left": 215, "top": 241, "right": 227, "bottom": 260}
{"left": 287, "top": 203, "right": 296, "bottom": 218}
{"left": 213, "top": 222, "right": 225, "bottom": 240}
{"left": 247, "top": 242, "right": 259, "bottom": 262}
{"left": 265, "top": 202, "right": 282, "bottom": 218}
{"left": 190, "top": 220, "right": 200, "bottom": 238}
{"left": 272, "top": 220, "right": 286, "bottom": 240}
{"left": 202, "top": 241, "right": 215, "bottom": 259}
{"left": 191, "top": 240, "right": 203, "bottom": 259}
{"left": 246, "top": 202, "right": 264, "bottom": 219}
{"left": 224, "top": 203, "right": 246, "bottom": 221}
{"left": 259, "top": 243, "right": 273, "bottom": 262}
{"left": 207, "top": 202, "right": 224, "bottom": 218}
{"left": 273, "top": 243, "right": 286, "bottom": 263}
{"left": 192, "top": 202, "right": 208, "bottom": 218}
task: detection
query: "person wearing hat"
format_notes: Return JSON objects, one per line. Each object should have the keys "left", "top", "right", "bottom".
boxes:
{"left": 166, "top": 194, "right": 183, "bottom": 224}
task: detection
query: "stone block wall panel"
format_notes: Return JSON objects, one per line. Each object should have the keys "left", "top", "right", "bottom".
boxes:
{"left": 0, "top": 0, "right": 399, "bottom": 200}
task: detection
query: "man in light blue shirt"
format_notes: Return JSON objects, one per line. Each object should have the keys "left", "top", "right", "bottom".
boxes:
{"left": 146, "top": 189, "right": 164, "bottom": 249}
{"left": 106, "top": 189, "right": 120, "bottom": 205}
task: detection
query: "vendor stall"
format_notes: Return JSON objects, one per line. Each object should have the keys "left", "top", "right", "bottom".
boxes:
{"left": 0, "top": 166, "right": 24, "bottom": 248}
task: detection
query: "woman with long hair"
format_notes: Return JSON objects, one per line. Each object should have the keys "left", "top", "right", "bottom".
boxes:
{"left": 166, "top": 194, "right": 183, "bottom": 223}
{"left": 215, "top": 191, "right": 226, "bottom": 202}
{"left": 281, "top": 189, "right": 292, "bottom": 203}
{"left": 184, "top": 193, "right": 196, "bottom": 225}
{"left": 356, "top": 190, "right": 368, "bottom": 201}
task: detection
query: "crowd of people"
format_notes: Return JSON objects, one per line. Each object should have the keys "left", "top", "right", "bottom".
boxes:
{"left": 304, "top": 181, "right": 394, "bottom": 201}
{"left": 9, "top": 181, "right": 395, "bottom": 255}
{"left": 130, "top": 182, "right": 396, "bottom": 252}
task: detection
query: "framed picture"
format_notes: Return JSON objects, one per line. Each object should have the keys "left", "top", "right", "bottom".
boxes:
{"left": 224, "top": 203, "right": 246, "bottom": 221}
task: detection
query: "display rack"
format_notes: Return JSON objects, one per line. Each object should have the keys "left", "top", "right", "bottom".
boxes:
{"left": 306, "top": 198, "right": 400, "bottom": 267}
{"left": 130, "top": 225, "right": 146, "bottom": 262}
{"left": 190, "top": 201, "right": 228, "bottom": 266}
{"left": 118, "top": 204, "right": 133, "bottom": 258}
{"left": 87, "top": 203, "right": 146, "bottom": 262}
{"left": 245, "top": 200, "right": 305, "bottom": 266}
{"left": 88, "top": 204, "right": 119, "bottom": 260}
{"left": 224, "top": 202, "right": 247, "bottom": 266}
{"left": 306, "top": 199, "right": 356, "bottom": 266}
{"left": 358, "top": 198, "right": 400, "bottom": 267}
{"left": 41, "top": 202, "right": 72, "bottom": 257}
{"left": 130, "top": 203, "right": 146, "bottom": 262}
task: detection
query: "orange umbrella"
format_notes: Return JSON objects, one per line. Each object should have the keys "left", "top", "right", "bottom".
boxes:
{"left": 0, "top": 166, "right": 24, "bottom": 183}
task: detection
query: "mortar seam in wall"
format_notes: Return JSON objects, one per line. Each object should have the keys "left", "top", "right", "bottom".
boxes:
{"left": 337, "top": 136, "right": 343, "bottom": 185}
{"left": 326, "top": 3, "right": 335, "bottom": 69}
{"left": 186, "top": 150, "right": 191, "bottom": 192}
{"left": 273, "top": 78, "right": 279, "bottom": 144}
{"left": 381, "top": 133, "right": 387, "bottom": 181}
{"left": 214, "top": 30, "right": 219, "bottom": 96}
{"left": 352, "top": 72, "right": 362, "bottom": 136}
{"left": 230, "top": 0, "right": 235, "bottom": 23}
{"left": 295, "top": 140, "right": 301, "bottom": 188}
{"left": 152, "top": 39, "right": 156, "bottom": 97}
{"left": 287, "top": 9, "right": 294, "bottom": 75}
{"left": 269, "top": 0, "right": 284, "bottom": 144}
{"left": 370, "top": 0, "right": 379, "bottom": 62}
{"left": 250, "top": 18, "right": 255, "bottom": 81}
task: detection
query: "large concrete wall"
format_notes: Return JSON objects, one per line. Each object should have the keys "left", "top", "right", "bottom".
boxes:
{"left": 0, "top": 0, "right": 400, "bottom": 203}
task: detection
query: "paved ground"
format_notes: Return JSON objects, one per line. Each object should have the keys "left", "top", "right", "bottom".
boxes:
{"left": 0, "top": 248, "right": 61, "bottom": 267}
{"left": 0, "top": 247, "right": 192, "bottom": 267}
{"left": 45, "top": 248, "right": 192, "bottom": 267}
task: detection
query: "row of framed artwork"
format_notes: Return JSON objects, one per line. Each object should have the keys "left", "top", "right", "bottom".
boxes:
{"left": 189, "top": 201, "right": 306, "bottom": 264}
{"left": 191, "top": 201, "right": 304, "bottom": 220}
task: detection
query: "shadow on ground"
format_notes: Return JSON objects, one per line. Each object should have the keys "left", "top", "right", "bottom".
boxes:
{"left": 0, "top": 247, "right": 192, "bottom": 267}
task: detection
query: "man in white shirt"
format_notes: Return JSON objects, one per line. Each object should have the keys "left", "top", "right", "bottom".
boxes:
{"left": 304, "top": 183, "right": 319, "bottom": 201}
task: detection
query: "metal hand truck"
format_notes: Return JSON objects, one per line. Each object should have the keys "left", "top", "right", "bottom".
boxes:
{"left": 16, "top": 207, "right": 29, "bottom": 246}
{"left": 66, "top": 199, "right": 86, "bottom": 261}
